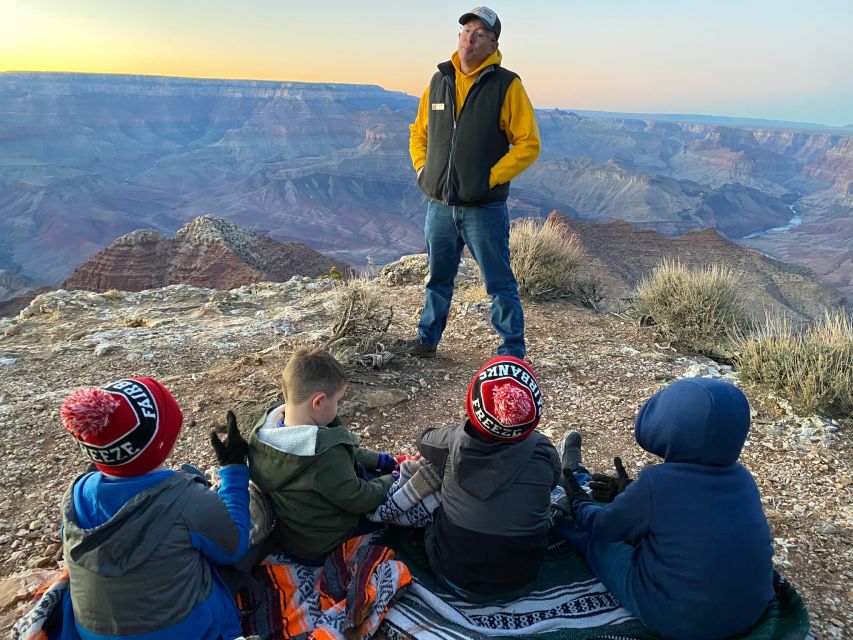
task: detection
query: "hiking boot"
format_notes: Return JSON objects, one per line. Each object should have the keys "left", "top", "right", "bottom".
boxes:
{"left": 400, "top": 338, "right": 437, "bottom": 358}
{"left": 558, "top": 431, "right": 583, "bottom": 475}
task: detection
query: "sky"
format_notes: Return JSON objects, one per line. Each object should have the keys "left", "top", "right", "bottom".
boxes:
{"left": 1, "top": 0, "right": 851, "bottom": 126}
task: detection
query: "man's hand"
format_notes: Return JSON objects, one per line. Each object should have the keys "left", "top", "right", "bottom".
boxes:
{"left": 588, "top": 457, "right": 632, "bottom": 502}
{"left": 209, "top": 410, "right": 249, "bottom": 467}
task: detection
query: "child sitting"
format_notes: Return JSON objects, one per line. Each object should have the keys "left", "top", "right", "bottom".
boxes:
{"left": 248, "top": 347, "right": 397, "bottom": 563}
{"left": 417, "top": 356, "right": 560, "bottom": 601}
{"left": 59, "top": 378, "right": 250, "bottom": 640}
{"left": 559, "top": 378, "right": 775, "bottom": 640}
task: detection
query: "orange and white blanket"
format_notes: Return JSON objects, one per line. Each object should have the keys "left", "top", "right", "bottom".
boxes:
{"left": 239, "top": 531, "right": 411, "bottom": 640}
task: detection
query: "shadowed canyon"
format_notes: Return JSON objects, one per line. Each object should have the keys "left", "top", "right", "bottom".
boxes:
{"left": 1, "top": 72, "right": 851, "bottom": 302}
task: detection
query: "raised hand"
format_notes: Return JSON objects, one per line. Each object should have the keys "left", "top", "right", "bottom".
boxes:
{"left": 588, "top": 457, "right": 632, "bottom": 502}
{"left": 209, "top": 410, "right": 249, "bottom": 466}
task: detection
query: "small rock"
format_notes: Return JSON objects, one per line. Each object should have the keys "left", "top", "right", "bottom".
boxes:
{"left": 94, "top": 343, "right": 119, "bottom": 357}
{"left": 361, "top": 389, "right": 408, "bottom": 409}
{"left": 4, "top": 323, "right": 22, "bottom": 337}
{"left": 26, "top": 556, "right": 53, "bottom": 569}
{"left": 820, "top": 524, "right": 843, "bottom": 535}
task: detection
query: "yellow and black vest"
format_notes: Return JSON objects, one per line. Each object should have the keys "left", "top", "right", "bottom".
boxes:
{"left": 418, "top": 60, "right": 518, "bottom": 206}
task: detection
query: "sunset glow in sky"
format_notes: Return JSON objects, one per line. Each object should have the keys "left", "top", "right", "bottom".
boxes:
{"left": 1, "top": 0, "right": 851, "bottom": 126}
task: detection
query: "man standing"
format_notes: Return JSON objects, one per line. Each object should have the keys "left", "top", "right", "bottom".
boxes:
{"left": 409, "top": 7, "right": 541, "bottom": 360}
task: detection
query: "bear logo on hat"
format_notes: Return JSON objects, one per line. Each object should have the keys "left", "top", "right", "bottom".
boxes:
{"left": 466, "top": 356, "right": 542, "bottom": 441}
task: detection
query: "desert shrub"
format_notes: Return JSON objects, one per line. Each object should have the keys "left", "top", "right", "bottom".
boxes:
{"left": 633, "top": 259, "right": 748, "bottom": 355}
{"left": 736, "top": 311, "right": 853, "bottom": 419}
{"left": 455, "top": 281, "right": 488, "bottom": 303}
{"left": 324, "top": 275, "right": 394, "bottom": 368}
{"left": 568, "top": 275, "right": 606, "bottom": 312}
{"left": 509, "top": 218, "right": 583, "bottom": 300}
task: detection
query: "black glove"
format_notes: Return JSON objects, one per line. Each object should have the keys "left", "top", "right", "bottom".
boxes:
{"left": 377, "top": 453, "right": 398, "bottom": 474}
{"left": 562, "top": 471, "right": 592, "bottom": 516}
{"left": 588, "top": 457, "right": 632, "bottom": 502}
{"left": 210, "top": 411, "right": 249, "bottom": 466}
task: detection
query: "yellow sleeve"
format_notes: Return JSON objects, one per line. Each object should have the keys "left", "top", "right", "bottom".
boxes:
{"left": 490, "top": 77, "right": 541, "bottom": 188}
{"left": 408, "top": 86, "right": 431, "bottom": 172}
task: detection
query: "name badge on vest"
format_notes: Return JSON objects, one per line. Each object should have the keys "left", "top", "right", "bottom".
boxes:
{"left": 431, "top": 103, "right": 445, "bottom": 111}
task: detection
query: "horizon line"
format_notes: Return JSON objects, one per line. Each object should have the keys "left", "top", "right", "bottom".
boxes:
{"left": 2, "top": 69, "right": 849, "bottom": 130}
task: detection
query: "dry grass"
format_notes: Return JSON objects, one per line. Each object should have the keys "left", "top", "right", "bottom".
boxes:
{"left": 455, "top": 281, "right": 488, "bottom": 303}
{"left": 510, "top": 217, "right": 583, "bottom": 300}
{"left": 736, "top": 310, "right": 853, "bottom": 419}
{"left": 323, "top": 276, "right": 394, "bottom": 369}
{"left": 633, "top": 259, "right": 749, "bottom": 355}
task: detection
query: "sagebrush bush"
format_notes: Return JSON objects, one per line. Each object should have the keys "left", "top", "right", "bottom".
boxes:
{"left": 633, "top": 259, "right": 748, "bottom": 355}
{"left": 324, "top": 276, "right": 393, "bottom": 368}
{"left": 736, "top": 311, "right": 853, "bottom": 419}
{"left": 509, "top": 218, "right": 583, "bottom": 300}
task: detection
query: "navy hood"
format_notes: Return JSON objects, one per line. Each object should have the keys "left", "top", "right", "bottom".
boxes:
{"left": 635, "top": 378, "right": 750, "bottom": 466}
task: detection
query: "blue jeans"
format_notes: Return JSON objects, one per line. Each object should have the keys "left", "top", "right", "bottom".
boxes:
{"left": 418, "top": 200, "right": 525, "bottom": 358}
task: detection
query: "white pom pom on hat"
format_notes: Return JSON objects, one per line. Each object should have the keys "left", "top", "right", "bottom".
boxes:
{"left": 60, "top": 378, "right": 183, "bottom": 477}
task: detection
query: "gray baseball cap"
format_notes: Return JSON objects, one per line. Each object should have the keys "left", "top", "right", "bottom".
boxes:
{"left": 459, "top": 6, "right": 501, "bottom": 39}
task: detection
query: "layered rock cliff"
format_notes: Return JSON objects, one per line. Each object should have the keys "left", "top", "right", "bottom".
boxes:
{"left": 548, "top": 212, "right": 848, "bottom": 320}
{"left": 1, "top": 72, "right": 851, "bottom": 300}
{"left": 62, "top": 216, "right": 350, "bottom": 293}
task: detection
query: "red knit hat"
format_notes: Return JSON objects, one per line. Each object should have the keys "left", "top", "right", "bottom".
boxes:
{"left": 60, "top": 378, "right": 183, "bottom": 477}
{"left": 466, "top": 356, "right": 542, "bottom": 442}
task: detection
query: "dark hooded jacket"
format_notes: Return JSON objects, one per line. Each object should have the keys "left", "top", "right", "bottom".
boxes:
{"left": 61, "top": 466, "right": 250, "bottom": 639}
{"left": 574, "top": 378, "right": 775, "bottom": 640}
{"left": 417, "top": 421, "right": 560, "bottom": 595}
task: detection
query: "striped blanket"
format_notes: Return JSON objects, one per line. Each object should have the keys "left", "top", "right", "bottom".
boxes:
{"left": 380, "top": 531, "right": 810, "bottom": 640}
{"left": 368, "top": 459, "right": 442, "bottom": 527}
{"left": 239, "top": 531, "right": 412, "bottom": 640}
{"left": 10, "top": 570, "right": 70, "bottom": 640}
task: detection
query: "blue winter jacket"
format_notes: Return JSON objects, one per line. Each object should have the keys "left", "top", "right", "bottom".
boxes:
{"left": 574, "top": 378, "right": 775, "bottom": 639}
{"left": 61, "top": 466, "right": 250, "bottom": 640}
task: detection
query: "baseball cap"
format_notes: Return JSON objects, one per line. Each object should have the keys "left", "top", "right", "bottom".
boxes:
{"left": 459, "top": 7, "right": 501, "bottom": 39}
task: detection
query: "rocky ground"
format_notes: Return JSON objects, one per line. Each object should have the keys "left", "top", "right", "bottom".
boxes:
{"left": 0, "top": 266, "right": 850, "bottom": 638}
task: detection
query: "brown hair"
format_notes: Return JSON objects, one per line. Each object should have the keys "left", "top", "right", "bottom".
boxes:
{"left": 281, "top": 347, "right": 347, "bottom": 404}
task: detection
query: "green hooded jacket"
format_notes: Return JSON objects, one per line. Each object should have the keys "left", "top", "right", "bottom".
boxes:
{"left": 248, "top": 405, "right": 395, "bottom": 561}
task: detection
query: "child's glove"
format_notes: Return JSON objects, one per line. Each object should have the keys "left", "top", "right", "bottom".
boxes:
{"left": 377, "top": 452, "right": 398, "bottom": 473}
{"left": 562, "top": 472, "right": 592, "bottom": 517}
{"left": 588, "top": 457, "right": 632, "bottom": 502}
{"left": 210, "top": 410, "right": 249, "bottom": 466}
